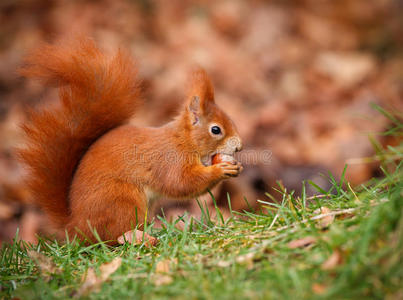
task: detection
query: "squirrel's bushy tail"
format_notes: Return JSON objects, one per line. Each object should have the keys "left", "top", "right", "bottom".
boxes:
{"left": 18, "top": 38, "right": 141, "bottom": 228}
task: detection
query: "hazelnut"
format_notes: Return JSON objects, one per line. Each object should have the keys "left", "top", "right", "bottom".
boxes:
{"left": 212, "top": 154, "right": 236, "bottom": 164}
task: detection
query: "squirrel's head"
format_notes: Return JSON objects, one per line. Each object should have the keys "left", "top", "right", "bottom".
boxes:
{"left": 180, "top": 69, "right": 242, "bottom": 166}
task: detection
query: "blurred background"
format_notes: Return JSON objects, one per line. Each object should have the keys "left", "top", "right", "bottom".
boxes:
{"left": 0, "top": 0, "right": 402, "bottom": 244}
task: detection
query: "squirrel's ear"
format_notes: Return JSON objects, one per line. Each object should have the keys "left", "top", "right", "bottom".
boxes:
{"left": 186, "top": 68, "right": 215, "bottom": 115}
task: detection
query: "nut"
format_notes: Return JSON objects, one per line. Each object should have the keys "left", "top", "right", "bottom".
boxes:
{"left": 212, "top": 154, "right": 236, "bottom": 164}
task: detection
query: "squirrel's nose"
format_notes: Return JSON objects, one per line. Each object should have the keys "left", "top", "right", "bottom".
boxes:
{"left": 228, "top": 136, "right": 243, "bottom": 152}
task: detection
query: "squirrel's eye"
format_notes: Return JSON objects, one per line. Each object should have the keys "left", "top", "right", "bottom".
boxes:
{"left": 211, "top": 126, "right": 221, "bottom": 135}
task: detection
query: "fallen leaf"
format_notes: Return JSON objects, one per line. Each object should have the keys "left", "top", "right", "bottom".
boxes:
{"left": 312, "top": 283, "right": 327, "bottom": 294}
{"left": 76, "top": 257, "right": 121, "bottom": 297}
{"left": 27, "top": 250, "right": 61, "bottom": 280}
{"left": 314, "top": 51, "right": 376, "bottom": 88}
{"left": 236, "top": 252, "right": 255, "bottom": 269}
{"left": 314, "top": 207, "right": 335, "bottom": 229}
{"left": 77, "top": 269, "right": 97, "bottom": 296}
{"left": 287, "top": 236, "right": 316, "bottom": 249}
{"left": 117, "top": 230, "right": 158, "bottom": 247}
{"left": 236, "top": 252, "right": 255, "bottom": 263}
{"left": 0, "top": 201, "right": 15, "bottom": 219}
{"left": 153, "top": 274, "right": 173, "bottom": 286}
{"left": 155, "top": 258, "right": 177, "bottom": 274}
{"left": 321, "top": 250, "right": 343, "bottom": 270}
{"left": 151, "top": 258, "right": 178, "bottom": 286}
{"left": 99, "top": 257, "right": 122, "bottom": 280}
{"left": 217, "top": 260, "right": 232, "bottom": 268}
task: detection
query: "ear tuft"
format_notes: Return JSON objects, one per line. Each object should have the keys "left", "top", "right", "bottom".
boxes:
{"left": 186, "top": 68, "right": 215, "bottom": 112}
{"left": 189, "top": 96, "right": 200, "bottom": 113}
{"left": 189, "top": 69, "right": 214, "bottom": 101}
{"left": 188, "top": 96, "right": 200, "bottom": 125}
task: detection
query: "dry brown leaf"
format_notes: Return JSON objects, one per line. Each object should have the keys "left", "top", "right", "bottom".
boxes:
{"left": 314, "top": 51, "right": 376, "bottom": 88}
{"left": 0, "top": 201, "right": 15, "bottom": 219}
{"left": 217, "top": 260, "right": 232, "bottom": 268}
{"left": 27, "top": 250, "right": 61, "bottom": 280}
{"left": 152, "top": 258, "right": 178, "bottom": 286}
{"left": 314, "top": 207, "right": 335, "bottom": 229}
{"left": 155, "top": 259, "right": 170, "bottom": 274}
{"left": 287, "top": 236, "right": 316, "bottom": 249}
{"left": 321, "top": 250, "right": 343, "bottom": 270}
{"left": 153, "top": 274, "right": 173, "bottom": 286}
{"left": 312, "top": 283, "right": 327, "bottom": 294}
{"left": 76, "top": 257, "right": 122, "bottom": 297}
{"left": 99, "top": 257, "right": 122, "bottom": 280}
{"left": 77, "top": 269, "right": 97, "bottom": 296}
{"left": 117, "top": 230, "right": 158, "bottom": 247}
{"left": 155, "top": 258, "right": 177, "bottom": 274}
{"left": 236, "top": 252, "right": 255, "bottom": 269}
{"left": 236, "top": 252, "right": 255, "bottom": 263}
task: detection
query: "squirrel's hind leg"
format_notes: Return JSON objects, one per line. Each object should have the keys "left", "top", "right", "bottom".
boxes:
{"left": 68, "top": 180, "right": 152, "bottom": 244}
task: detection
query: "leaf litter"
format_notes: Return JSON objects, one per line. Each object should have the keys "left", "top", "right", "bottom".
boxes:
{"left": 75, "top": 257, "right": 122, "bottom": 297}
{"left": 27, "top": 250, "right": 61, "bottom": 280}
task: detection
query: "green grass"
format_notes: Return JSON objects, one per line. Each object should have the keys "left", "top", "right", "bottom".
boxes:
{"left": 1, "top": 107, "right": 402, "bottom": 300}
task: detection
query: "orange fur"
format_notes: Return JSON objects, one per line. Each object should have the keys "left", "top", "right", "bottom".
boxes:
{"left": 19, "top": 38, "right": 242, "bottom": 244}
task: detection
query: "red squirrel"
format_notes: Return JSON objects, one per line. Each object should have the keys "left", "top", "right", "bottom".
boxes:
{"left": 18, "top": 38, "right": 243, "bottom": 245}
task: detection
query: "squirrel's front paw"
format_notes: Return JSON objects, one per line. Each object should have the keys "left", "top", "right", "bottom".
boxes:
{"left": 215, "top": 162, "right": 243, "bottom": 178}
